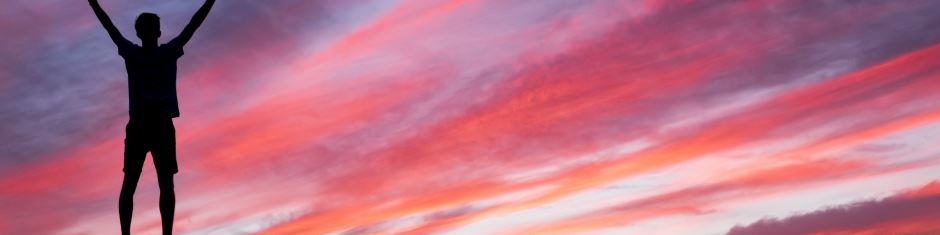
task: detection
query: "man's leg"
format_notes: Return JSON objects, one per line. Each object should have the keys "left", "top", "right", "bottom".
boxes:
{"left": 153, "top": 118, "right": 178, "bottom": 234}
{"left": 156, "top": 173, "right": 175, "bottom": 235}
{"left": 122, "top": 121, "right": 147, "bottom": 235}
{"left": 119, "top": 170, "right": 142, "bottom": 235}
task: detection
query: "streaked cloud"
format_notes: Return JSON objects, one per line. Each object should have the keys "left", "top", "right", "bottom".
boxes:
{"left": 2, "top": 0, "right": 940, "bottom": 234}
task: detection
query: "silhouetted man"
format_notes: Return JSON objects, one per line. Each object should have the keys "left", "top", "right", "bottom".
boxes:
{"left": 88, "top": 0, "right": 215, "bottom": 234}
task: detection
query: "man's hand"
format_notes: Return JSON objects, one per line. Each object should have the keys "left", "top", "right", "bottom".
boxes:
{"left": 88, "top": 0, "right": 130, "bottom": 47}
{"left": 169, "top": 0, "right": 216, "bottom": 47}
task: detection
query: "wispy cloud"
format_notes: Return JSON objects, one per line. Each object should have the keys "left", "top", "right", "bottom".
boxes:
{"left": 2, "top": 0, "right": 940, "bottom": 234}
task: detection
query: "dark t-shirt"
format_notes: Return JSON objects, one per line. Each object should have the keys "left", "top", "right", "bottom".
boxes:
{"left": 116, "top": 38, "right": 184, "bottom": 118}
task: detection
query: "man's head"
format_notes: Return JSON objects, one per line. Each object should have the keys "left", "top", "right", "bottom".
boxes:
{"left": 135, "top": 13, "right": 161, "bottom": 42}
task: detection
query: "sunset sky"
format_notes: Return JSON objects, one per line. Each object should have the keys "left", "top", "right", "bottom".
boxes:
{"left": 2, "top": 0, "right": 940, "bottom": 234}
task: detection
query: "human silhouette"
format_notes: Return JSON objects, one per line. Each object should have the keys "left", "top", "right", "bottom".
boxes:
{"left": 88, "top": 0, "right": 215, "bottom": 234}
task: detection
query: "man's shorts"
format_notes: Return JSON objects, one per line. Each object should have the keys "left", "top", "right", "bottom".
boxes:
{"left": 124, "top": 117, "right": 178, "bottom": 175}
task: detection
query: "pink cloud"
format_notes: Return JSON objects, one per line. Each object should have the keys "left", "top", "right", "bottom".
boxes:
{"left": 3, "top": 0, "right": 940, "bottom": 234}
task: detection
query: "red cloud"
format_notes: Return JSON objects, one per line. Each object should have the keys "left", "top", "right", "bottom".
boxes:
{"left": 4, "top": 0, "right": 940, "bottom": 234}
{"left": 260, "top": 2, "right": 940, "bottom": 233}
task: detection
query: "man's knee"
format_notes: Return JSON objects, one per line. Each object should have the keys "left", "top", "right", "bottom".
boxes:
{"left": 121, "top": 171, "right": 141, "bottom": 189}
{"left": 157, "top": 174, "right": 175, "bottom": 191}
{"left": 120, "top": 185, "right": 137, "bottom": 198}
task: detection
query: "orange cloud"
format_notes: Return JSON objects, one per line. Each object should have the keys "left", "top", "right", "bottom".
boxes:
{"left": 328, "top": 41, "right": 940, "bottom": 233}
{"left": 4, "top": 0, "right": 940, "bottom": 234}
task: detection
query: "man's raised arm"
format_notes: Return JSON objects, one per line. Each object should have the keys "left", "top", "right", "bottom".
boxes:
{"left": 171, "top": 0, "right": 216, "bottom": 47}
{"left": 88, "top": 0, "right": 130, "bottom": 46}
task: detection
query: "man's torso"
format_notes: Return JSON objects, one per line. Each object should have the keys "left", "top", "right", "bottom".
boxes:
{"left": 119, "top": 42, "right": 184, "bottom": 118}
